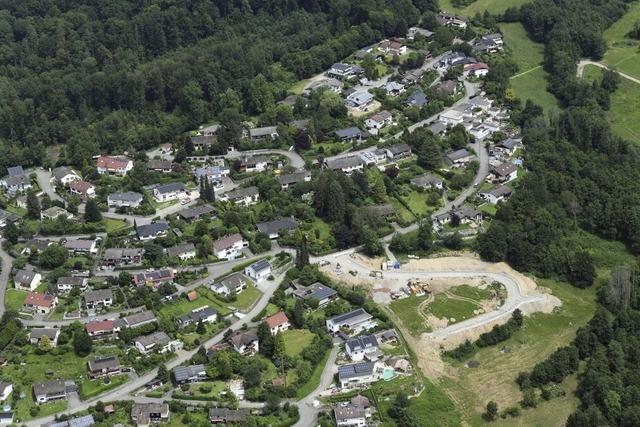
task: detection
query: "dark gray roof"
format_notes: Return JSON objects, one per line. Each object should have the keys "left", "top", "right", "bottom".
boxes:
{"left": 135, "top": 331, "right": 171, "bottom": 348}
{"left": 24, "top": 239, "right": 54, "bottom": 252}
{"left": 334, "top": 127, "right": 363, "bottom": 139}
{"left": 52, "top": 166, "right": 77, "bottom": 181}
{"left": 33, "top": 379, "right": 65, "bottom": 396}
{"left": 178, "top": 204, "right": 215, "bottom": 220}
{"left": 345, "top": 335, "right": 379, "bottom": 353}
{"left": 387, "top": 143, "right": 411, "bottom": 156}
{"left": 103, "top": 247, "right": 144, "bottom": 259}
{"left": 57, "top": 276, "right": 86, "bottom": 287}
{"left": 136, "top": 221, "right": 169, "bottom": 238}
{"left": 167, "top": 243, "right": 196, "bottom": 258}
{"left": 256, "top": 217, "right": 298, "bottom": 236}
{"left": 278, "top": 171, "right": 310, "bottom": 186}
{"left": 208, "top": 408, "right": 249, "bottom": 422}
{"left": 248, "top": 259, "right": 271, "bottom": 273}
{"left": 118, "top": 311, "right": 157, "bottom": 328}
{"left": 225, "top": 186, "right": 259, "bottom": 201}
{"left": 326, "top": 155, "right": 364, "bottom": 171}
{"left": 292, "top": 282, "right": 337, "bottom": 301}
{"left": 410, "top": 174, "right": 443, "bottom": 188}
{"left": 446, "top": 148, "right": 472, "bottom": 162}
{"left": 229, "top": 329, "right": 259, "bottom": 348}
{"left": 84, "top": 289, "right": 113, "bottom": 304}
{"left": 405, "top": 90, "right": 427, "bottom": 107}
{"left": 14, "top": 269, "right": 38, "bottom": 285}
{"left": 87, "top": 355, "right": 120, "bottom": 371}
{"left": 338, "top": 362, "right": 375, "bottom": 380}
{"left": 7, "top": 166, "right": 24, "bottom": 176}
{"left": 334, "top": 404, "right": 367, "bottom": 422}
{"left": 492, "top": 162, "right": 517, "bottom": 177}
{"left": 172, "top": 364, "right": 205, "bottom": 383}
{"left": 108, "top": 191, "right": 143, "bottom": 203}
{"left": 328, "top": 308, "right": 372, "bottom": 326}
{"left": 49, "top": 414, "right": 95, "bottom": 427}
{"left": 147, "top": 159, "right": 172, "bottom": 170}
{"left": 29, "top": 327, "right": 59, "bottom": 341}
{"left": 154, "top": 182, "right": 185, "bottom": 194}
{"left": 482, "top": 185, "right": 513, "bottom": 198}
{"left": 178, "top": 306, "right": 217, "bottom": 325}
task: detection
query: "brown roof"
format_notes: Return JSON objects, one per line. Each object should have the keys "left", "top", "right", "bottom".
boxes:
{"left": 69, "top": 180, "right": 94, "bottom": 194}
{"left": 24, "top": 292, "right": 56, "bottom": 308}
{"left": 265, "top": 311, "right": 289, "bottom": 329}
{"left": 85, "top": 320, "right": 114, "bottom": 334}
{"left": 213, "top": 233, "right": 243, "bottom": 252}
{"left": 97, "top": 156, "right": 131, "bottom": 170}
{"left": 187, "top": 291, "right": 198, "bottom": 301}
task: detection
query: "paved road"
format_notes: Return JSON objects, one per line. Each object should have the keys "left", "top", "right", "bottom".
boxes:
{"left": 34, "top": 168, "right": 64, "bottom": 202}
{"left": 22, "top": 272, "right": 286, "bottom": 427}
{"left": 294, "top": 346, "right": 340, "bottom": 427}
{"left": 226, "top": 149, "right": 306, "bottom": 171}
{"left": 577, "top": 60, "right": 640, "bottom": 85}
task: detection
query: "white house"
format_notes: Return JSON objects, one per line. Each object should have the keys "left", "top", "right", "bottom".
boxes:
{"left": 265, "top": 311, "right": 290, "bottom": 336}
{"left": 51, "top": 167, "right": 79, "bottom": 185}
{"left": 244, "top": 259, "right": 271, "bottom": 282}
{"left": 338, "top": 362, "right": 380, "bottom": 389}
{"left": 153, "top": 182, "right": 187, "bottom": 202}
{"left": 96, "top": 156, "right": 133, "bottom": 176}
{"left": 14, "top": 269, "right": 41, "bottom": 291}
{"left": 440, "top": 109, "right": 465, "bottom": 125}
{"left": 345, "top": 335, "right": 380, "bottom": 362}
{"left": 326, "top": 308, "right": 377, "bottom": 336}
{"left": 33, "top": 380, "right": 67, "bottom": 404}
{"left": 69, "top": 180, "right": 96, "bottom": 199}
{"left": 229, "top": 330, "right": 260, "bottom": 356}
{"left": 134, "top": 332, "right": 177, "bottom": 354}
{"left": 211, "top": 273, "right": 248, "bottom": 297}
{"left": 219, "top": 186, "right": 260, "bottom": 207}
{"left": 364, "top": 111, "right": 393, "bottom": 134}
{"left": 479, "top": 185, "right": 513, "bottom": 205}
{"left": 56, "top": 276, "right": 88, "bottom": 293}
{"left": 0, "top": 382, "right": 12, "bottom": 402}
{"left": 463, "top": 62, "right": 490, "bottom": 78}
{"left": 489, "top": 162, "right": 518, "bottom": 183}
{"left": 325, "top": 156, "right": 365, "bottom": 175}
{"left": 167, "top": 243, "right": 197, "bottom": 261}
{"left": 213, "top": 234, "right": 248, "bottom": 260}
{"left": 108, "top": 192, "right": 143, "bottom": 208}
{"left": 346, "top": 91, "right": 374, "bottom": 110}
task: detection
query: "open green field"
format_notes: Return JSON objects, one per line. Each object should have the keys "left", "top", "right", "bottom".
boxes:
{"left": 401, "top": 190, "right": 438, "bottom": 217}
{"left": 602, "top": 1, "right": 640, "bottom": 80}
{"left": 282, "top": 329, "right": 315, "bottom": 357}
{"left": 79, "top": 374, "right": 128, "bottom": 399}
{"left": 229, "top": 284, "right": 262, "bottom": 311}
{"left": 389, "top": 295, "right": 431, "bottom": 336}
{"left": 582, "top": 65, "right": 640, "bottom": 144}
{"left": 449, "top": 284, "right": 491, "bottom": 301}
{"left": 440, "top": 278, "right": 596, "bottom": 425}
{"left": 157, "top": 287, "right": 233, "bottom": 319}
{"left": 440, "top": 0, "right": 530, "bottom": 17}
{"left": 5, "top": 289, "right": 27, "bottom": 311}
{"left": 428, "top": 293, "right": 479, "bottom": 323}
{"left": 501, "top": 23, "right": 559, "bottom": 113}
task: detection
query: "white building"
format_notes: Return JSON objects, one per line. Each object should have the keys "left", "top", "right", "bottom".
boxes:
{"left": 244, "top": 259, "right": 271, "bottom": 282}
{"left": 153, "top": 182, "right": 187, "bottom": 202}
{"left": 213, "top": 233, "right": 248, "bottom": 260}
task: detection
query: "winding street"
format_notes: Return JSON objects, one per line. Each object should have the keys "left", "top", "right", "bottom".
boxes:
{"left": 577, "top": 59, "right": 640, "bottom": 85}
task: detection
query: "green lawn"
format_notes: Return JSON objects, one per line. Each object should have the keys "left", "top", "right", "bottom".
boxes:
{"left": 582, "top": 64, "right": 640, "bottom": 144}
{"left": 388, "top": 197, "right": 415, "bottom": 224}
{"left": 102, "top": 218, "right": 128, "bottom": 233}
{"left": 174, "top": 380, "right": 228, "bottom": 399}
{"left": 289, "top": 78, "right": 311, "bottom": 95}
{"left": 15, "top": 400, "right": 67, "bottom": 422}
{"left": 6, "top": 205, "right": 27, "bottom": 217}
{"left": 602, "top": 1, "right": 640, "bottom": 80}
{"left": 389, "top": 295, "right": 432, "bottom": 336}
{"left": 282, "top": 329, "right": 315, "bottom": 357}
{"left": 157, "top": 287, "right": 232, "bottom": 320}
{"left": 427, "top": 294, "right": 479, "bottom": 323}
{"left": 79, "top": 374, "right": 128, "bottom": 399}
{"left": 296, "top": 348, "right": 331, "bottom": 399}
{"left": 440, "top": 278, "right": 597, "bottom": 426}
{"left": 449, "top": 284, "right": 491, "bottom": 301}
{"left": 478, "top": 203, "right": 497, "bottom": 217}
{"left": 501, "top": 23, "right": 559, "bottom": 113}
{"left": 5, "top": 289, "right": 27, "bottom": 311}
{"left": 401, "top": 190, "right": 437, "bottom": 217}
{"left": 229, "top": 284, "right": 261, "bottom": 311}
{"left": 440, "top": 0, "right": 530, "bottom": 17}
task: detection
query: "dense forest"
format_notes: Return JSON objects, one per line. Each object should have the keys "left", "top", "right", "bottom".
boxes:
{"left": 477, "top": 0, "right": 640, "bottom": 425}
{"left": 0, "top": 0, "right": 429, "bottom": 172}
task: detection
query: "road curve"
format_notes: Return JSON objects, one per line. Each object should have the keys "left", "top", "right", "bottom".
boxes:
{"left": 577, "top": 60, "right": 640, "bottom": 85}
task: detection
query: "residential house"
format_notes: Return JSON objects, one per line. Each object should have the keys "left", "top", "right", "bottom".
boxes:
{"left": 452, "top": 206, "right": 483, "bottom": 224}
{"left": 40, "top": 206, "right": 73, "bottom": 221}
{"left": 338, "top": 362, "right": 379, "bottom": 388}
{"left": 96, "top": 156, "right": 133, "bottom": 176}
{"left": 68, "top": 180, "right": 96, "bottom": 199}
{"left": 0, "top": 168, "right": 31, "bottom": 194}
{"left": 86, "top": 320, "right": 116, "bottom": 340}
{"left": 52, "top": 166, "right": 79, "bottom": 185}
{"left": 489, "top": 162, "right": 518, "bottom": 183}
{"left": 87, "top": 355, "right": 121, "bottom": 379}
{"left": 108, "top": 192, "right": 144, "bottom": 208}
{"left": 167, "top": 243, "right": 196, "bottom": 261}
{"left": 289, "top": 118, "right": 310, "bottom": 131}
{"left": 198, "top": 123, "right": 220, "bottom": 137}
{"left": 354, "top": 44, "right": 375, "bottom": 60}
{"left": 304, "top": 77, "right": 342, "bottom": 94}
{"left": 194, "top": 166, "right": 229, "bottom": 184}
{"left": 102, "top": 248, "right": 145, "bottom": 267}
{"left": 0, "top": 209, "right": 19, "bottom": 228}
{"left": 410, "top": 174, "right": 444, "bottom": 190}
{"left": 403, "top": 69, "right": 423, "bottom": 85}
{"left": 334, "top": 402, "right": 369, "bottom": 427}
{"left": 178, "top": 204, "right": 216, "bottom": 221}
{"left": 0, "top": 382, "right": 12, "bottom": 402}
{"left": 345, "top": 335, "right": 380, "bottom": 362}
{"left": 407, "top": 26, "right": 434, "bottom": 40}
{"left": 132, "top": 269, "right": 176, "bottom": 287}
{"left": 56, "top": 276, "right": 88, "bottom": 293}
{"left": 63, "top": 238, "right": 98, "bottom": 255}
{"left": 480, "top": 185, "right": 513, "bottom": 205}
{"left": 115, "top": 311, "right": 157, "bottom": 330}
{"left": 220, "top": 186, "right": 259, "bottom": 207}
{"left": 436, "top": 80, "right": 458, "bottom": 96}
{"left": 248, "top": 126, "right": 279, "bottom": 141}
{"left": 278, "top": 171, "right": 311, "bottom": 190}
{"left": 29, "top": 328, "right": 60, "bottom": 347}
{"left": 326, "top": 308, "right": 377, "bottom": 336}
{"left": 134, "top": 331, "right": 174, "bottom": 354}
{"left": 177, "top": 306, "right": 217, "bottom": 328}
{"left": 359, "top": 149, "right": 388, "bottom": 165}
{"left": 229, "top": 329, "right": 259, "bottom": 355}
{"left": 211, "top": 273, "right": 248, "bottom": 297}
{"left": 364, "top": 111, "right": 393, "bottom": 134}
{"left": 14, "top": 269, "right": 41, "bottom": 291}
{"left": 130, "top": 403, "right": 170, "bottom": 427}
{"left": 366, "top": 204, "right": 396, "bottom": 221}
{"left": 328, "top": 63, "right": 363, "bottom": 80}
{"left": 405, "top": 90, "right": 428, "bottom": 107}
{"left": 345, "top": 91, "right": 374, "bottom": 110}
{"left": 334, "top": 127, "right": 365, "bottom": 143}
{"left": 385, "top": 143, "right": 412, "bottom": 161}
{"left": 209, "top": 408, "right": 250, "bottom": 424}
{"left": 378, "top": 39, "right": 407, "bottom": 55}
{"left": 244, "top": 259, "right": 271, "bottom": 282}
{"left": 49, "top": 415, "right": 95, "bottom": 427}
{"left": 289, "top": 280, "right": 337, "bottom": 306}
{"left": 440, "top": 109, "right": 465, "bottom": 125}
{"left": 265, "top": 311, "right": 290, "bottom": 335}
{"left": 385, "top": 81, "right": 405, "bottom": 96}
{"left": 236, "top": 156, "right": 269, "bottom": 173}
{"left": 190, "top": 135, "right": 215, "bottom": 150}
{"left": 136, "top": 222, "right": 169, "bottom": 240}
{"left": 496, "top": 137, "right": 521, "bottom": 156}
{"left": 325, "top": 156, "right": 365, "bottom": 174}
{"left": 445, "top": 148, "right": 474, "bottom": 167}
{"left": 153, "top": 182, "right": 186, "bottom": 203}
{"left": 33, "top": 380, "right": 67, "bottom": 404}
{"left": 146, "top": 159, "right": 172, "bottom": 173}
{"left": 213, "top": 233, "right": 248, "bottom": 260}
{"left": 473, "top": 33, "right": 503, "bottom": 54}
{"left": 84, "top": 289, "right": 113, "bottom": 310}
{"left": 256, "top": 217, "right": 298, "bottom": 239}
{"left": 463, "top": 62, "right": 490, "bottom": 78}
{"left": 173, "top": 365, "right": 207, "bottom": 385}
{"left": 436, "top": 12, "right": 468, "bottom": 28}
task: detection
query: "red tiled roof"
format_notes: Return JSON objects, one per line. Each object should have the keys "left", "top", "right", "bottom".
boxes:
{"left": 86, "top": 320, "right": 114, "bottom": 334}
{"left": 187, "top": 291, "right": 198, "bottom": 301}
{"left": 97, "top": 156, "right": 131, "bottom": 170}
{"left": 24, "top": 292, "right": 56, "bottom": 308}
{"left": 464, "top": 62, "right": 489, "bottom": 72}
{"left": 69, "top": 180, "right": 94, "bottom": 194}
{"left": 265, "top": 311, "right": 289, "bottom": 329}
